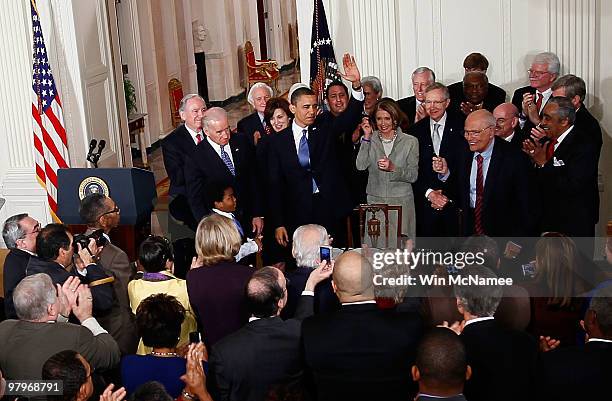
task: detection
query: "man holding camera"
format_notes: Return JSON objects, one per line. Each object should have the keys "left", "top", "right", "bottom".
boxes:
{"left": 25, "top": 223, "right": 114, "bottom": 316}
{"left": 79, "top": 193, "right": 138, "bottom": 354}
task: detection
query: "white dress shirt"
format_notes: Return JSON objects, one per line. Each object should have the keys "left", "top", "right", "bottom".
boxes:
{"left": 212, "top": 208, "right": 258, "bottom": 261}
{"left": 553, "top": 126, "right": 574, "bottom": 151}
{"left": 185, "top": 124, "right": 203, "bottom": 145}
{"left": 206, "top": 136, "right": 235, "bottom": 164}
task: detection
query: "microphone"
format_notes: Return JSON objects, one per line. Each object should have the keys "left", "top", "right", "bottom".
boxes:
{"left": 97, "top": 140, "right": 106, "bottom": 153}
{"left": 87, "top": 139, "right": 97, "bottom": 158}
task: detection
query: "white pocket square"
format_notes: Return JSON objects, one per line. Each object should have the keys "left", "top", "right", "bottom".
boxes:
{"left": 553, "top": 157, "right": 565, "bottom": 166}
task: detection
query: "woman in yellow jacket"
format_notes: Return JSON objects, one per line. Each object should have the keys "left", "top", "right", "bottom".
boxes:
{"left": 128, "top": 236, "right": 198, "bottom": 355}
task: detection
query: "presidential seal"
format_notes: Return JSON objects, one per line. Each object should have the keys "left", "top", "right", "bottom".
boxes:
{"left": 78, "top": 177, "right": 110, "bottom": 200}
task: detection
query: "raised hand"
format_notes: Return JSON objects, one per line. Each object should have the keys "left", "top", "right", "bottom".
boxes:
{"left": 100, "top": 384, "right": 126, "bottom": 401}
{"left": 338, "top": 53, "right": 361, "bottom": 85}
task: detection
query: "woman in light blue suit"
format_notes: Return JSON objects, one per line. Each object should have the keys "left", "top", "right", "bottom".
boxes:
{"left": 356, "top": 98, "right": 419, "bottom": 241}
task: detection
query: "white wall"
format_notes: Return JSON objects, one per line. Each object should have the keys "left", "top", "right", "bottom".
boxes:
{"left": 296, "top": 0, "right": 611, "bottom": 236}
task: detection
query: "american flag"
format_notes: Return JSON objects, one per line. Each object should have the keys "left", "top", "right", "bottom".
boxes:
{"left": 309, "top": 0, "right": 341, "bottom": 105}
{"left": 31, "top": 0, "right": 70, "bottom": 221}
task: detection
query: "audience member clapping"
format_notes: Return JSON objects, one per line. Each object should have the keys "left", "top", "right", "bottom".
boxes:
{"left": 0, "top": 274, "right": 120, "bottom": 379}
{"left": 128, "top": 236, "right": 197, "bottom": 354}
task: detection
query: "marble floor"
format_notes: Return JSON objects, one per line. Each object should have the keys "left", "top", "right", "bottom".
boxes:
{"left": 146, "top": 68, "right": 301, "bottom": 236}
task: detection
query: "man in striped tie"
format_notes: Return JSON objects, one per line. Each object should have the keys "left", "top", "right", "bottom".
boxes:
{"left": 185, "top": 107, "right": 263, "bottom": 237}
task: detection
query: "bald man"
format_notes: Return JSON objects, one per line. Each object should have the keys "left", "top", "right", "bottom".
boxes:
{"left": 432, "top": 110, "right": 530, "bottom": 237}
{"left": 302, "top": 250, "right": 423, "bottom": 401}
{"left": 184, "top": 107, "right": 263, "bottom": 234}
{"left": 493, "top": 102, "right": 524, "bottom": 148}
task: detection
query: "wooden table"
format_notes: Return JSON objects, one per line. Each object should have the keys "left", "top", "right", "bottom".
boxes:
{"left": 128, "top": 113, "right": 148, "bottom": 168}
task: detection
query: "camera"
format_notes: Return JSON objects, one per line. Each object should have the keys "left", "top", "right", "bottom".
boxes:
{"left": 73, "top": 229, "right": 108, "bottom": 253}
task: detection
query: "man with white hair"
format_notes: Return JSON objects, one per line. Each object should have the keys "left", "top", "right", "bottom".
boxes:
{"left": 282, "top": 224, "right": 338, "bottom": 318}
{"left": 185, "top": 107, "right": 263, "bottom": 235}
{"left": 2, "top": 213, "right": 40, "bottom": 319}
{"left": 0, "top": 274, "right": 120, "bottom": 379}
{"left": 398, "top": 67, "right": 436, "bottom": 123}
{"left": 511, "top": 52, "right": 560, "bottom": 128}
{"left": 237, "top": 82, "right": 273, "bottom": 146}
{"left": 161, "top": 93, "right": 207, "bottom": 229}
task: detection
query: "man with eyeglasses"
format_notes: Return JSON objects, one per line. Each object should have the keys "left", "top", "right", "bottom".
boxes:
{"left": 2, "top": 213, "right": 41, "bottom": 318}
{"left": 511, "top": 52, "right": 560, "bottom": 129}
{"left": 432, "top": 109, "right": 529, "bottom": 237}
{"left": 79, "top": 193, "right": 138, "bottom": 355}
{"left": 409, "top": 82, "right": 467, "bottom": 237}
{"left": 492, "top": 102, "right": 524, "bottom": 149}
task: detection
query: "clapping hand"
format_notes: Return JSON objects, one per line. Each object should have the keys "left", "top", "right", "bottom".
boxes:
{"left": 377, "top": 157, "right": 395, "bottom": 172}
{"left": 100, "top": 384, "right": 126, "bottom": 401}
{"left": 432, "top": 156, "right": 448, "bottom": 175}
{"left": 415, "top": 103, "right": 428, "bottom": 123}
{"left": 57, "top": 276, "right": 82, "bottom": 318}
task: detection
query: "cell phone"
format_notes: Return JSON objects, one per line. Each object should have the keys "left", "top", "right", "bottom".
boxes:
{"left": 320, "top": 246, "right": 332, "bottom": 263}
{"left": 189, "top": 331, "right": 202, "bottom": 344}
{"left": 521, "top": 262, "right": 536, "bottom": 278}
{"left": 504, "top": 241, "right": 522, "bottom": 259}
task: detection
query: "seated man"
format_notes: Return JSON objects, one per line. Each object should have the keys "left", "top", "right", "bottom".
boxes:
{"left": 0, "top": 274, "right": 120, "bottom": 379}
{"left": 281, "top": 224, "right": 338, "bottom": 319}
{"left": 538, "top": 286, "right": 612, "bottom": 401}
{"left": 25, "top": 223, "right": 114, "bottom": 315}
{"left": 448, "top": 52, "right": 506, "bottom": 110}
{"left": 208, "top": 264, "right": 332, "bottom": 401}
{"left": 451, "top": 265, "right": 538, "bottom": 401}
{"left": 302, "top": 250, "right": 423, "bottom": 401}
{"left": 412, "top": 328, "right": 472, "bottom": 401}
{"left": 79, "top": 193, "right": 138, "bottom": 355}
{"left": 2, "top": 213, "right": 40, "bottom": 319}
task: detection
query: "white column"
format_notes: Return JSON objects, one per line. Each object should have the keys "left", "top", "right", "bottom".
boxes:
{"left": 0, "top": 0, "right": 52, "bottom": 227}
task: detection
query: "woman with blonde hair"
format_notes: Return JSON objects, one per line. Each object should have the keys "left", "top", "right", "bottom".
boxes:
{"left": 187, "top": 214, "right": 253, "bottom": 347}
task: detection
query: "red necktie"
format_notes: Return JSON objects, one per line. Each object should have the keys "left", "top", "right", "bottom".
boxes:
{"left": 546, "top": 137, "right": 558, "bottom": 160}
{"left": 474, "top": 154, "right": 485, "bottom": 235}
{"left": 196, "top": 133, "right": 202, "bottom": 144}
{"left": 535, "top": 92, "right": 543, "bottom": 113}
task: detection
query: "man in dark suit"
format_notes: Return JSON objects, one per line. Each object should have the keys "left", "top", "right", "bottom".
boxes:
{"left": 435, "top": 110, "right": 530, "bottom": 237}
{"left": 538, "top": 286, "right": 612, "bottom": 401}
{"left": 448, "top": 72, "right": 504, "bottom": 118}
{"left": 511, "top": 52, "right": 560, "bottom": 131}
{"left": 551, "top": 74, "right": 603, "bottom": 230}
{"left": 409, "top": 82, "right": 467, "bottom": 237}
{"left": 185, "top": 107, "right": 262, "bottom": 236}
{"left": 493, "top": 102, "right": 524, "bottom": 148}
{"left": 302, "top": 250, "right": 423, "bottom": 401}
{"left": 0, "top": 273, "right": 120, "bottom": 379}
{"left": 161, "top": 94, "right": 207, "bottom": 229}
{"left": 452, "top": 265, "right": 538, "bottom": 401}
{"left": 208, "top": 264, "right": 332, "bottom": 401}
{"left": 281, "top": 224, "right": 338, "bottom": 319}
{"left": 412, "top": 328, "right": 471, "bottom": 401}
{"left": 448, "top": 52, "right": 506, "bottom": 111}
{"left": 79, "top": 193, "right": 138, "bottom": 355}
{"left": 397, "top": 66, "right": 435, "bottom": 124}
{"left": 25, "top": 224, "right": 114, "bottom": 315}
{"left": 2, "top": 213, "right": 40, "bottom": 319}
{"left": 267, "top": 54, "right": 363, "bottom": 248}
{"left": 522, "top": 97, "right": 599, "bottom": 238}
{"left": 237, "top": 82, "right": 273, "bottom": 146}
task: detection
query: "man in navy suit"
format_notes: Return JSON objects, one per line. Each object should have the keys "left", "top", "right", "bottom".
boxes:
{"left": 237, "top": 82, "right": 273, "bottom": 146}
{"left": 161, "top": 94, "right": 207, "bottom": 229}
{"left": 522, "top": 97, "right": 599, "bottom": 239}
{"left": 409, "top": 82, "right": 467, "bottom": 237}
{"left": 433, "top": 109, "right": 530, "bottom": 237}
{"left": 493, "top": 102, "right": 524, "bottom": 149}
{"left": 267, "top": 54, "right": 364, "bottom": 248}
{"left": 184, "top": 107, "right": 263, "bottom": 235}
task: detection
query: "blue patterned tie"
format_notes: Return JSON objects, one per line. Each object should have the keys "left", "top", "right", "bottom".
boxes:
{"left": 232, "top": 215, "right": 244, "bottom": 237}
{"left": 220, "top": 145, "right": 235, "bottom": 176}
{"left": 298, "top": 129, "right": 318, "bottom": 193}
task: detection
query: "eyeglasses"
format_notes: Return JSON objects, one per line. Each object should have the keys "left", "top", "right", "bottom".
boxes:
{"left": 423, "top": 100, "right": 447, "bottom": 106}
{"left": 99, "top": 206, "right": 120, "bottom": 219}
{"left": 527, "top": 69, "right": 550, "bottom": 78}
{"left": 464, "top": 125, "right": 494, "bottom": 137}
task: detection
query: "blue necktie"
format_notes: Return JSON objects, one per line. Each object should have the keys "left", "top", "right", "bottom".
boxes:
{"left": 232, "top": 215, "right": 244, "bottom": 237}
{"left": 298, "top": 129, "right": 318, "bottom": 193}
{"left": 220, "top": 145, "right": 235, "bottom": 176}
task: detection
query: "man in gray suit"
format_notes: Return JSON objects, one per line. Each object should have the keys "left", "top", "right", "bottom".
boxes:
{"left": 80, "top": 193, "right": 138, "bottom": 355}
{"left": 0, "top": 273, "right": 120, "bottom": 379}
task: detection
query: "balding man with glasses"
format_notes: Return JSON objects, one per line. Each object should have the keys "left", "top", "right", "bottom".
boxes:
{"left": 2, "top": 213, "right": 41, "bottom": 318}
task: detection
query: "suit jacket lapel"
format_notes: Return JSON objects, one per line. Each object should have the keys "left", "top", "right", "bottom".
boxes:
{"left": 307, "top": 125, "right": 320, "bottom": 165}
{"left": 483, "top": 139, "right": 502, "bottom": 205}
{"left": 229, "top": 136, "right": 242, "bottom": 175}
{"left": 201, "top": 138, "right": 232, "bottom": 177}
{"left": 440, "top": 118, "right": 456, "bottom": 156}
